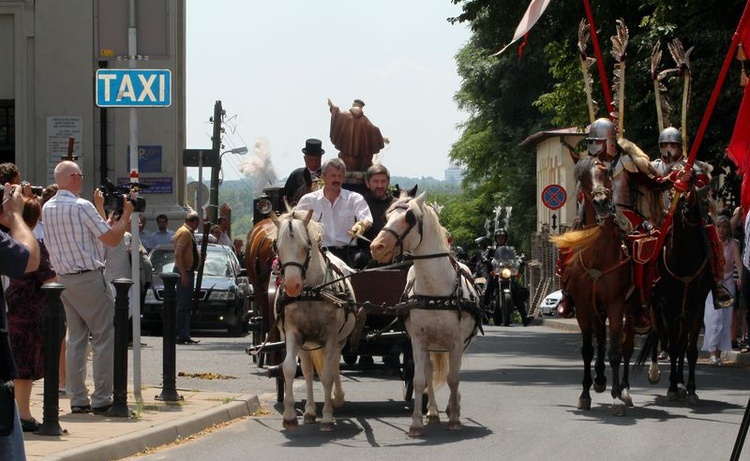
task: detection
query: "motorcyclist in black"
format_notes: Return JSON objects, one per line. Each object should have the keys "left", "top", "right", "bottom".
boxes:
{"left": 483, "top": 229, "right": 532, "bottom": 326}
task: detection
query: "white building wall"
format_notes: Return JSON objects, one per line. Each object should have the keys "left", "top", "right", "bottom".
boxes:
{"left": 535, "top": 136, "right": 579, "bottom": 233}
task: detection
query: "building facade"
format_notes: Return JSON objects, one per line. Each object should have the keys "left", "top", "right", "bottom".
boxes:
{"left": 0, "top": 0, "right": 186, "bottom": 221}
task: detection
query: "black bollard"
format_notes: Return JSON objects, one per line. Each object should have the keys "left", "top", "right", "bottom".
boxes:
{"left": 107, "top": 278, "right": 133, "bottom": 417}
{"left": 37, "top": 282, "right": 65, "bottom": 436}
{"left": 156, "top": 273, "right": 181, "bottom": 402}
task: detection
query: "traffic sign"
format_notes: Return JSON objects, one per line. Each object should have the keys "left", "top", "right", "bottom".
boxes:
{"left": 95, "top": 69, "right": 172, "bottom": 107}
{"left": 183, "top": 149, "right": 219, "bottom": 168}
{"left": 542, "top": 184, "right": 567, "bottom": 210}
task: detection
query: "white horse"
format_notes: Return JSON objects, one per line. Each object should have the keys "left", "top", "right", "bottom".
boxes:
{"left": 272, "top": 210, "right": 357, "bottom": 431}
{"left": 370, "top": 192, "right": 481, "bottom": 437}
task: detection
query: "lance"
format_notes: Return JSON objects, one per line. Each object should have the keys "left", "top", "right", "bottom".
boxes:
{"left": 582, "top": 0, "right": 615, "bottom": 117}
{"left": 651, "top": 41, "right": 666, "bottom": 133}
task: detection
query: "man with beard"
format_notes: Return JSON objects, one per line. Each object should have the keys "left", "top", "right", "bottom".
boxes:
{"left": 295, "top": 158, "right": 372, "bottom": 267}
{"left": 352, "top": 164, "right": 396, "bottom": 268}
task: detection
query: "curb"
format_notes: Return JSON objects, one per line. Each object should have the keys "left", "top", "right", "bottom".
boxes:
{"left": 43, "top": 394, "right": 260, "bottom": 461}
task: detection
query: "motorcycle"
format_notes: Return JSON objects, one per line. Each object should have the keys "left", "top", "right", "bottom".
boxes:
{"left": 489, "top": 246, "right": 528, "bottom": 326}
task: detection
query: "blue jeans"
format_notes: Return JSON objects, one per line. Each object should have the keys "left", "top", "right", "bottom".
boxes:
{"left": 175, "top": 271, "right": 194, "bottom": 340}
{"left": 0, "top": 402, "right": 27, "bottom": 461}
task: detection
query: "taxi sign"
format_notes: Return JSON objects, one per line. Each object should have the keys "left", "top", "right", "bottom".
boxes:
{"left": 96, "top": 69, "right": 171, "bottom": 107}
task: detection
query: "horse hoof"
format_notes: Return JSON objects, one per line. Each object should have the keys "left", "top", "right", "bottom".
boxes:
{"left": 319, "top": 422, "right": 335, "bottom": 432}
{"left": 667, "top": 390, "right": 679, "bottom": 401}
{"left": 426, "top": 414, "right": 440, "bottom": 425}
{"left": 448, "top": 421, "right": 462, "bottom": 431}
{"left": 648, "top": 373, "right": 661, "bottom": 385}
{"left": 578, "top": 398, "right": 592, "bottom": 410}
{"left": 408, "top": 427, "right": 425, "bottom": 438}
{"left": 621, "top": 390, "right": 634, "bottom": 407}
{"left": 686, "top": 394, "right": 700, "bottom": 407}
{"left": 303, "top": 414, "right": 316, "bottom": 424}
{"left": 332, "top": 397, "right": 345, "bottom": 409}
{"left": 283, "top": 418, "right": 298, "bottom": 430}
{"left": 612, "top": 402, "right": 627, "bottom": 416}
{"left": 594, "top": 380, "right": 606, "bottom": 393}
{"left": 677, "top": 388, "right": 687, "bottom": 399}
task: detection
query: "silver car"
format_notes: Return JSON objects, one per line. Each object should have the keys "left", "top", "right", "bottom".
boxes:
{"left": 539, "top": 289, "right": 563, "bottom": 316}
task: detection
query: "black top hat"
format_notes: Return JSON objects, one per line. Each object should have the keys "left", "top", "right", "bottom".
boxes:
{"left": 302, "top": 138, "right": 325, "bottom": 156}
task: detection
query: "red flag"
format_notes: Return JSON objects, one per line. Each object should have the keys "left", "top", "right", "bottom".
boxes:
{"left": 492, "top": 0, "right": 551, "bottom": 57}
{"left": 727, "top": 23, "right": 750, "bottom": 214}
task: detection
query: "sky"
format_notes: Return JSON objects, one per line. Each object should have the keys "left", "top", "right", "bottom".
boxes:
{"left": 185, "top": 0, "right": 472, "bottom": 186}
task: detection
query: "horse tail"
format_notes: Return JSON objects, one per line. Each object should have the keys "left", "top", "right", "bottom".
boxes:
{"left": 549, "top": 226, "right": 602, "bottom": 251}
{"left": 430, "top": 352, "right": 449, "bottom": 391}
{"left": 310, "top": 348, "right": 325, "bottom": 375}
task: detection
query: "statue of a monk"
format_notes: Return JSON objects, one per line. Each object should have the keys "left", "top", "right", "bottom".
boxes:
{"left": 328, "top": 98, "right": 389, "bottom": 173}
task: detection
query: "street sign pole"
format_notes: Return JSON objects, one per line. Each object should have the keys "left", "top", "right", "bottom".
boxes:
{"left": 128, "top": 0, "right": 142, "bottom": 404}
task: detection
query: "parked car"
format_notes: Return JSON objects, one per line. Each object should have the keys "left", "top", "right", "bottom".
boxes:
{"left": 142, "top": 243, "right": 254, "bottom": 336}
{"left": 539, "top": 289, "right": 563, "bottom": 316}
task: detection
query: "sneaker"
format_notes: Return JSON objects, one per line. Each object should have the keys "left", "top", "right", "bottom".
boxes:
{"left": 176, "top": 338, "right": 200, "bottom": 345}
{"left": 71, "top": 404, "right": 92, "bottom": 414}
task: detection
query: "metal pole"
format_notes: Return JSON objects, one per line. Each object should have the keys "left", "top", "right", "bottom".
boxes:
{"left": 37, "top": 283, "right": 65, "bottom": 436}
{"left": 127, "top": 0, "right": 143, "bottom": 404}
{"left": 197, "top": 153, "right": 204, "bottom": 226}
{"left": 156, "top": 273, "right": 181, "bottom": 402}
{"left": 108, "top": 278, "right": 133, "bottom": 417}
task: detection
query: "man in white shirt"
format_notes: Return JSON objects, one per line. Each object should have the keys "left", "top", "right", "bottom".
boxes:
{"left": 295, "top": 158, "right": 372, "bottom": 266}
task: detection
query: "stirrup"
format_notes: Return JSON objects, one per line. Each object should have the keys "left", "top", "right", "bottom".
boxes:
{"left": 714, "top": 285, "right": 734, "bottom": 309}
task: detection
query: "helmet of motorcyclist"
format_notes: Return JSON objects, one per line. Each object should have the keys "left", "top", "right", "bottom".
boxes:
{"left": 494, "top": 228, "right": 508, "bottom": 245}
{"left": 475, "top": 236, "right": 492, "bottom": 249}
{"left": 454, "top": 246, "right": 466, "bottom": 260}
{"left": 658, "top": 126, "right": 682, "bottom": 164}
{"left": 586, "top": 118, "right": 617, "bottom": 160}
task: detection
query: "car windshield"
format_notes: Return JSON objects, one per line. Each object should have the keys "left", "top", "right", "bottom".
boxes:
{"left": 150, "top": 247, "right": 234, "bottom": 277}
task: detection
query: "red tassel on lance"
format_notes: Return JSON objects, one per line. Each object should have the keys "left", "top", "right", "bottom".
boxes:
{"left": 518, "top": 33, "right": 529, "bottom": 58}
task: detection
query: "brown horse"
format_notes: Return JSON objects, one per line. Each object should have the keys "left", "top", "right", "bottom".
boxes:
{"left": 245, "top": 218, "right": 279, "bottom": 366}
{"left": 550, "top": 155, "right": 636, "bottom": 415}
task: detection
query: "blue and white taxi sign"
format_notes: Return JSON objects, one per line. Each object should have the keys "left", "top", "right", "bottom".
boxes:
{"left": 95, "top": 69, "right": 172, "bottom": 107}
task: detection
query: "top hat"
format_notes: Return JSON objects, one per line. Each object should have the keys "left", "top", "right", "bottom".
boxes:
{"left": 302, "top": 138, "right": 325, "bottom": 156}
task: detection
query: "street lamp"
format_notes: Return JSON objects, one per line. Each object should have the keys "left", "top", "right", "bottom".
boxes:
{"left": 208, "top": 146, "right": 248, "bottom": 223}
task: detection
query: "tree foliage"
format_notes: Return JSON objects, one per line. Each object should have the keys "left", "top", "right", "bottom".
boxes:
{"left": 443, "top": 0, "right": 747, "bottom": 254}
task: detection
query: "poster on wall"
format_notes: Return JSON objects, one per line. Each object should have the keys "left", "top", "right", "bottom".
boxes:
{"left": 46, "top": 116, "right": 83, "bottom": 184}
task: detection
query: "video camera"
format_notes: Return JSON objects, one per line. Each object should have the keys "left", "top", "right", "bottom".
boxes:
{"left": 99, "top": 178, "right": 147, "bottom": 213}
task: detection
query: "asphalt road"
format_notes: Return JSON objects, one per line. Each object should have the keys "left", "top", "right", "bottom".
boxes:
{"left": 129, "top": 324, "right": 750, "bottom": 461}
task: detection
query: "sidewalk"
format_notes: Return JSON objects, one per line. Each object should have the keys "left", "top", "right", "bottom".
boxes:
{"left": 537, "top": 316, "right": 750, "bottom": 367}
{"left": 23, "top": 384, "right": 259, "bottom": 461}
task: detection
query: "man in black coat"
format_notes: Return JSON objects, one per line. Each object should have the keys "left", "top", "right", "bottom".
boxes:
{"left": 282, "top": 138, "right": 324, "bottom": 206}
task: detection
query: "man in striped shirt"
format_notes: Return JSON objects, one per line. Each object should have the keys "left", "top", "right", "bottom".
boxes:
{"left": 42, "top": 161, "right": 134, "bottom": 415}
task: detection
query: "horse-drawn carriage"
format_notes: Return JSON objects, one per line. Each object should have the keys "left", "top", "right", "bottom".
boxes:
{"left": 244, "top": 185, "right": 481, "bottom": 435}
{"left": 245, "top": 185, "right": 415, "bottom": 404}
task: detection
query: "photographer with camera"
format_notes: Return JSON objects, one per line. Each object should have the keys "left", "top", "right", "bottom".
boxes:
{"left": 42, "top": 161, "right": 134, "bottom": 415}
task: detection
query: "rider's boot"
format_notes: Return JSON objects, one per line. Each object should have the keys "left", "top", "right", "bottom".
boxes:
{"left": 706, "top": 224, "right": 734, "bottom": 309}
{"left": 632, "top": 261, "right": 652, "bottom": 335}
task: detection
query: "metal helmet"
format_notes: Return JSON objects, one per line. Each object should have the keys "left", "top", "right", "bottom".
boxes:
{"left": 475, "top": 236, "right": 492, "bottom": 249}
{"left": 494, "top": 228, "right": 508, "bottom": 238}
{"left": 587, "top": 118, "right": 617, "bottom": 159}
{"left": 658, "top": 127, "right": 683, "bottom": 162}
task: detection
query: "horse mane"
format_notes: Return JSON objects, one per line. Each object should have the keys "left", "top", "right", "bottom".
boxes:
{"left": 276, "top": 210, "right": 324, "bottom": 248}
{"left": 411, "top": 196, "right": 450, "bottom": 252}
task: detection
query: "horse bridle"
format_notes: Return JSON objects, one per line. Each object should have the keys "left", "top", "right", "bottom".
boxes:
{"left": 380, "top": 201, "right": 423, "bottom": 259}
{"left": 274, "top": 217, "right": 312, "bottom": 279}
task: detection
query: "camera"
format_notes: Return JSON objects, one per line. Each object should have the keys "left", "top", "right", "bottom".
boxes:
{"left": 19, "top": 182, "right": 44, "bottom": 196}
{"left": 99, "top": 178, "right": 147, "bottom": 213}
